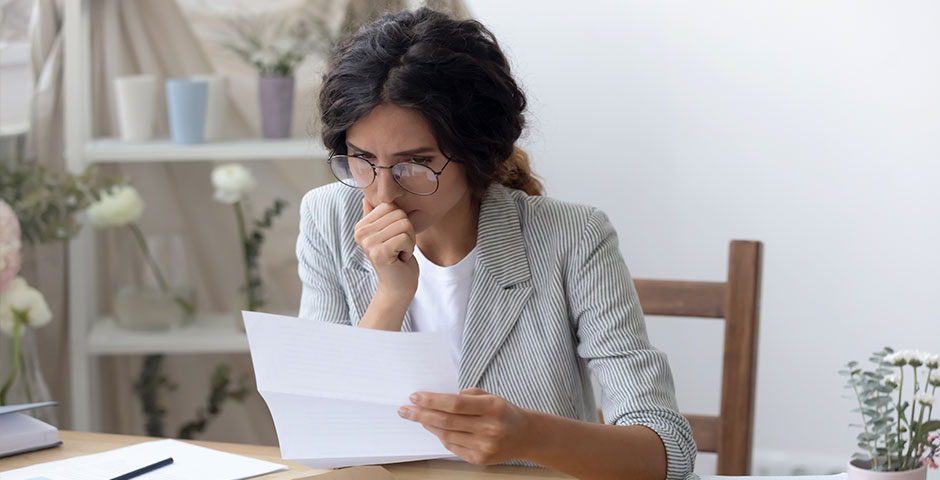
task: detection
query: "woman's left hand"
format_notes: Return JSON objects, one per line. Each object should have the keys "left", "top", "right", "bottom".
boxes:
{"left": 398, "top": 387, "right": 534, "bottom": 464}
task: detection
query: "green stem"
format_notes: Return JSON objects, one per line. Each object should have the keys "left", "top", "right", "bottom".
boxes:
{"left": 0, "top": 314, "right": 24, "bottom": 405}
{"left": 233, "top": 202, "right": 259, "bottom": 310}
{"left": 905, "top": 367, "right": 922, "bottom": 469}
{"left": 129, "top": 223, "right": 194, "bottom": 315}
{"left": 897, "top": 368, "right": 905, "bottom": 467}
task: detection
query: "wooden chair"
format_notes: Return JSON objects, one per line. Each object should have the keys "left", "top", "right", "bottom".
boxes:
{"left": 632, "top": 240, "right": 763, "bottom": 475}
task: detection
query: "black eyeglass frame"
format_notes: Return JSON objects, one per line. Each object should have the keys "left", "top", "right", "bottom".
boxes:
{"left": 327, "top": 153, "right": 454, "bottom": 196}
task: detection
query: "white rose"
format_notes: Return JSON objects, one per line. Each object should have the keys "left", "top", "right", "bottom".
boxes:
{"left": 212, "top": 164, "right": 256, "bottom": 204}
{"left": 88, "top": 185, "right": 145, "bottom": 227}
{"left": 0, "top": 276, "right": 52, "bottom": 336}
{"left": 914, "top": 393, "right": 935, "bottom": 407}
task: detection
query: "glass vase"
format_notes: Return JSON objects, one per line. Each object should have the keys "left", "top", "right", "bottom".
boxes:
{"left": 113, "top": 233, "right": 197, "bottom": 330}
{"left": 0, "top": 327, "right": 57, "bottom": 426}
{"left": 113, "top": 285, "right": 196, "bottom": 330}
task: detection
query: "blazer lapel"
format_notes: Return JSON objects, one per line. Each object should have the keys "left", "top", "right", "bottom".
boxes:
{"left": 459, "top": 185, "right": 533, "bottom": 390}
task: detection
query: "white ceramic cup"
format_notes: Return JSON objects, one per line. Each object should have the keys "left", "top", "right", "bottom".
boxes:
{"left": 114, "top": 74, "right": 157, "bottom": 142}
{"left": 190, "top": 74, "right": 228, "bottom": 142}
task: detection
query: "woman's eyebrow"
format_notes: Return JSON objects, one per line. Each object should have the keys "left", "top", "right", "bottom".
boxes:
{"left": 347, "top": 142, "right": 436, "bottom": 156}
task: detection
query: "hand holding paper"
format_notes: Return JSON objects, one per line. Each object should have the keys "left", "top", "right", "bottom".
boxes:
{"left": 243, "top": 311, "right": 460, "bottom": 468}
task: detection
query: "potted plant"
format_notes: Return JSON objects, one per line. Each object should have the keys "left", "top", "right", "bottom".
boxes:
{"left": 841, "top": 348, "right": 940, "bottom": 480}
{"left": 219, "top": 13, "right": 334, "bottom": 138}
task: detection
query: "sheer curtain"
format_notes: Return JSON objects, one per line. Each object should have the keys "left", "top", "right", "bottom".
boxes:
{"left": 27, "top": 0, "right": 467, "bottom": 443}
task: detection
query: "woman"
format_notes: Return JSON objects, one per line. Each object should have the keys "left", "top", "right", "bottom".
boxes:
{"left": 297, "top": 8, "right": 696, "bottom": 480}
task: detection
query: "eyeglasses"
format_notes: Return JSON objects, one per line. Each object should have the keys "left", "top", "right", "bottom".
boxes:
{"left": 327, "top": 154, "right": 453, "bottom": 196}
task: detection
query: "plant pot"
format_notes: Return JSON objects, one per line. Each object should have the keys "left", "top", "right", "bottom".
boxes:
{"left": 259, "top": 75, "right": 294, "bottom": 138}
{"left": 114, "top": 74, "right": 157, "bottom": 142}
{"left": 847, "top": 459, "right": 927, "bottom": 480}
{"left": 113, "top": 285, "right": 196, "bottom": 331}
{"left": 190, "top": 74, "right": 227, "bottom": 142}
{"left": 166, "top": 78, "right": 208, "bottom": 144}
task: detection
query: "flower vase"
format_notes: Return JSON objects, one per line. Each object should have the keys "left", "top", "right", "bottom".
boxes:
{"left": 114, "top": 74, "right": 157, "bottom": 142}
{"left": 259, "top": 76, "right": 294, "bottom": 138}
{"left": 847, "top": 460, "right": 928, "bottom": 480}
{"left": 0, "top": 328, "right": 57, "bottom": 426}
{"left": 113, "top": 233, "right": 196, "bottom": 330}
{"left": 166, "top": 78, "right": 208, "bottom": 144}
{"left": 113, "top": 285, "right": 196, "bottom": 330}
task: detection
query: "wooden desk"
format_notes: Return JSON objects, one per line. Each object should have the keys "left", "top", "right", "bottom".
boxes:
{"left": 0, "top": 431, "right": 572, "bottom": 479}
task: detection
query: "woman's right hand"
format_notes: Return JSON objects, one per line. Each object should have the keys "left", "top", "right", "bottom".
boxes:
{"left": 354, "top": 198, "right": 419, "bottom": 300}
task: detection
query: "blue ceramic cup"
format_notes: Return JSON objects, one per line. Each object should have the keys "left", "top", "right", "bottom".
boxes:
{"left": 166, "top": 79, "right": 208, "bottom": 145}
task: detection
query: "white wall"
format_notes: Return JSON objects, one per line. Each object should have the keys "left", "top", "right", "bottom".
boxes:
{"left": 465, "top": 0, "right": 940, "bottom": 476}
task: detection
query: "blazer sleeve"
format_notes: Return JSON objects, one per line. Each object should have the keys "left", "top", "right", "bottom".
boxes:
{"left": 567, "top": 208, "right": 697, "bottom": 480}
{"left": 296, "top": 190, "right": 352, "bottom": 326}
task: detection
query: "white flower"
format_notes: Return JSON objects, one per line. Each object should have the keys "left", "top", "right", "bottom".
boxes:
{"left": 212, "top": 164, "right": 256, "bottom": 204}
{"left": 914, "top": 393, "right": 935, "bottom": 407}
{"left": 907, "top": 350, "right": 929, "bottom": 367}
{"left": 0, "top": 276, "right": 52, "bottom": 336}
{"left": 884, "top": 374, "right": 899, "bottom": 388}
{"left": 930, "top": 371, "right": 940, "bottom": 387}
{"left": 250, "top": 50, "right": 277, "bottom": 69}
{"left": 273, "top": 36, "right": 298, "bottom": 56}
{"left": 87, "top": 185, "right": 145, "bottom": 227}
{"left": 925, "top": 353, "right": 940, "bottom": 369}
{"left": 886, "top": 351, "right": 910, "bottom": 366}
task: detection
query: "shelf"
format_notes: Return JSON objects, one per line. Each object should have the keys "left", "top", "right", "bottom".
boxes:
{"left": 83, "top": 137, "right": 330, "bottom": 163}
{"left": 88, "top": 314, "right": 249, "bottom": 355}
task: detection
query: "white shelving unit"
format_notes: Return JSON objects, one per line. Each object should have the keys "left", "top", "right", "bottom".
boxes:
{"left": 63, "top": 1, "right": 329, "bottom": 431}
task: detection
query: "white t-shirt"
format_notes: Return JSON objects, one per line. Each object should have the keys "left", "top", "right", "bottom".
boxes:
{"left": 408, "top": 245, "right": 478, "bottom": 370}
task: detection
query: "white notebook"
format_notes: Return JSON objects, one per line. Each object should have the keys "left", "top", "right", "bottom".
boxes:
{"left": 0, "top": 402, "right": 60, "bottom": 458}
{"left": 243, "top": 311, "right": 460, "bottom": 468}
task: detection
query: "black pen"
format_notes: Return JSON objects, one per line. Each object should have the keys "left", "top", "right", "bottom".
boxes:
{"left": 109, "top": 457, "right": 174, "bottom": 480}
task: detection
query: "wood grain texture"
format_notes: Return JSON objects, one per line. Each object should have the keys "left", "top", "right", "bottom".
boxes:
{"left": 633, "top": 280, "right": 727, "bottom": 318}
{"left": 0, "top": 431, "right": 572, "bottom": 479}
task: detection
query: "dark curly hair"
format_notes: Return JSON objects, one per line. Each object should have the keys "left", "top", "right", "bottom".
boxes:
{"left": 318, "top": 7, "right": 543, "bottom": 197}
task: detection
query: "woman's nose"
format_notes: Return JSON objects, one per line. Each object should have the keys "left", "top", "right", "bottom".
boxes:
{"left": 372, "top": 167, "right": 403, "bottom": 204}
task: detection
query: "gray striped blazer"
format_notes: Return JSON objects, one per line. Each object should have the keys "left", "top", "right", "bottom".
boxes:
{"left": 297, "top": 182, "right": 696, "bottom": 479}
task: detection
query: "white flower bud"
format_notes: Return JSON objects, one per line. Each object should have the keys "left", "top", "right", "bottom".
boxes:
{"left": 88, "top": 185, "right": 145, "bottom": 227}
{"left": 212, "top": 164, "right": 256, "bottom": 204}
{"left": 929, "top": 371, "right": 940, "bottom": 388}
{"left": 914, "top": 393, "right": 934, "bottom": 407}
{"left": 925, "top": 353, "right": 940, "bottom": 369}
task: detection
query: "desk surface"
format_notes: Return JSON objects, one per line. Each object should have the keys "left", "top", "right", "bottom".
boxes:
{"left": 0, "top": 431, "right": 572, "bottom": 479}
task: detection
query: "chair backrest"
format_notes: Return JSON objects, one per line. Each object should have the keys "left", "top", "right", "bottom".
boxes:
{"left": 633, "top": 240, "right": 763, "bottom": 475}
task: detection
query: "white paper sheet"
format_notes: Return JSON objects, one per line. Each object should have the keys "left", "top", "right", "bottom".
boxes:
{"left": 1, "top": 438, "right": 287, "bottom": 480}
{"left": 242, "top": 311, "right": 460, "bottom": 468}
{"left": 697, "top": 474, "right": 848, "bottom": 480}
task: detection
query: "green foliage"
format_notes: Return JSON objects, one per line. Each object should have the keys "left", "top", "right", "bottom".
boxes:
{"left": 841, "top": 347, "right": 939, "bottom": 471}
{"left": 236, "top": 198, "right": 287, "bottom": 312}
{"left": 135, "top": 354, "right": 251, "bottom": 440}
{"left": 0, "top": 158, "right": 122, "bottom": 244}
